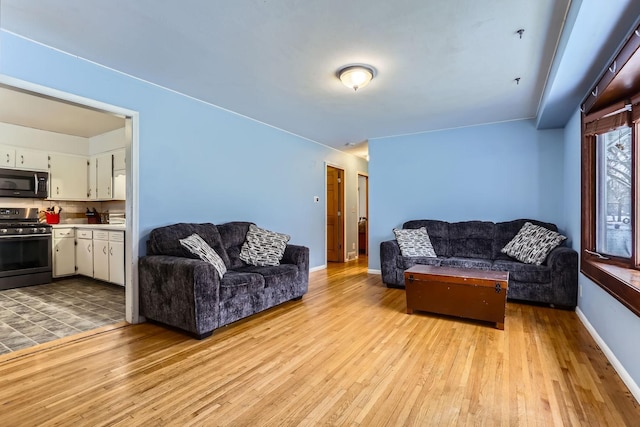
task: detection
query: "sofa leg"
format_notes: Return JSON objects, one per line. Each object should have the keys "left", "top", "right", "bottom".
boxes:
{"left": 194, "top": 331, "right": 213, "bottom": 340}
{"left": 292, "top": 296, "right": 303, "bottom": 301}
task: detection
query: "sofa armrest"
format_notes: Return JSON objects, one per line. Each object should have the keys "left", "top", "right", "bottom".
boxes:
{"left": 282, "top": 244, "right": 310, "bottom": 274}
{"left": 139, "top": 255, "right": 220, "bottom": 337}
{"left": 380, "top": 240, "right": 402, "bottom": 286}
{"left": 545, "top": 246, "right": 579, "bottom": 308}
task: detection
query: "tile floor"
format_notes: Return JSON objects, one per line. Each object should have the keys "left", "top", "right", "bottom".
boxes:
{"left": 0, "top": 278, "right": 125, "bottom": 354}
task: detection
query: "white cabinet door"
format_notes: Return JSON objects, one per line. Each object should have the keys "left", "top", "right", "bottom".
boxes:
{"left": 109, "top": 239, "right": 125, "bottom": 286}
{"left": 53, "top": 229, "right": 75, "bottom": 277}
{"left": 75, "top": 234, "right": 94, "bottom": 277}
{"left": 113, "top": 149, "right": 126, "bottom": 170}
{"left": 15, "top": 148, "right": 48, "bottom": 171}
{"left": 49, "top": 154, "right": 89, "bottom": 200}
{"left": 96, "top": 154, "right": 113, "bottom": 199}
{"left": 113, "top": 169, "right": 126, "bottom": 200}
{"left": 93, "top": 238, "right": 109, "bottom": 281}
{"left": 87, "top": 156, "right": 97, "bottom": 200}
{"left": 0, "top": 146, "right": 15, "bottom": 167}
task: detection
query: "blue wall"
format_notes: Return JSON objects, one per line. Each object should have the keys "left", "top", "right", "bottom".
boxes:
{"left": 368, "top": 119, "right": 565, "bottom": 270}
{"left": 0, "top": 31, "right": 368, "bottom": 269}
{"left": 563, "top": 110, "right": 640, "bottom": 389}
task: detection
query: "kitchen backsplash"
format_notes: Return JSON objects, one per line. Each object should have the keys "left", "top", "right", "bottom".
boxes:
{"left": 0, "top": 197, "right": 125, "bottom": 224}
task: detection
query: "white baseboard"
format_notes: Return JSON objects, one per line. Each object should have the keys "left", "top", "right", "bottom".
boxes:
{"left": 310, "top": 265, "right": 326, "bottom": 273}
{"left": 576, "top": 307, "right": 640, "bottom": 404}
{"left": 367, "top": 269, "right": 381, "bottom": 275}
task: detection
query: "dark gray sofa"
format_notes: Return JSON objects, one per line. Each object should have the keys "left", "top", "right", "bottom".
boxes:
{"left": 139, "top": 222, "right": 309, "bottom": 338}
{"left": 380, "top": 219, "right": 578, "bottom": 309}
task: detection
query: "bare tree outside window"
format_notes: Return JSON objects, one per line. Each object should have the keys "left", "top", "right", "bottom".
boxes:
{"left": 596, "top": 127, "right": 632, "bottom": 257}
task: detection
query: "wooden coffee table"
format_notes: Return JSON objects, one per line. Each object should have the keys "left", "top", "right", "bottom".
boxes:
{"left": 404, "top": 265, "right": 509, "bottom": 330}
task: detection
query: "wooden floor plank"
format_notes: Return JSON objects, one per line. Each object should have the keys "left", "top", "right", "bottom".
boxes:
{"left": 1, "top": 257, "right": 639, "bottom": 426}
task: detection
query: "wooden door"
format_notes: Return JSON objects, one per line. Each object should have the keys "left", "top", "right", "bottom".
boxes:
{"left": 327, "top": 166, "right": 344, "bottom": 262}
{"left": 358, "top": 174, "right": 369, "bottom": 256}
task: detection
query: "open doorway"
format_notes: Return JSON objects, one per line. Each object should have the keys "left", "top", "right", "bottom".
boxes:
{"left": 326, "top": 165, "right": 345, "bottom": 263}
{"left": 358, "top": 173, "right": 368, "bottom": 256}
{"left": 0, "top": 78, "right": 139, "bottom": 353}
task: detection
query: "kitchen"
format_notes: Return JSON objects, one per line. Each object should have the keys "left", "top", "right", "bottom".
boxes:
{"left": 0, "top": 85, "right": 130, "bottom": 354}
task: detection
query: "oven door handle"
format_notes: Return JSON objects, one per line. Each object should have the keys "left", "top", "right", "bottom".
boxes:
{"left": 0, "top": 234, "right": 52, "bottom": 239}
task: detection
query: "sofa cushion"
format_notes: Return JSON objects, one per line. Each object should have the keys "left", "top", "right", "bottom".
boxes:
{"left": 448, "top": 221, "right": 495, "bottom": 259}
{"left": 240, "top": 224, "right": 290, "bottom": 266}
{"left": 403, "top": 220, "right": 450, "bottom": 256}
{"left": 440, "top": 257, "right": 493, "bottom": 270}
{"left": 179, "top": 233, "right": 227, "bottom": 277}
{"left": 220, "top": 271, "right": 265, "bottom": 301}
{"left": 493, "top": 219, "right": 559, "bottom": 260}
{"left": 501, "top": 222, "right": 566, "bottom": 265}
{"left": 393, "top": 227, "right": 436, "bottom": 257}
{"left": 234, "top": 264, "right": 299, "bottom": 288}
{"left": 400, "top": 256, "right": 443, "bottom": 270}
{"left": 217, "top": 222, "right": 252, "bottom": 269}
{"left": 492, "top": 260, "right": 550, "bottom": 284}
{"left": 148, "top": 223, "right": 231, "bottom": 267}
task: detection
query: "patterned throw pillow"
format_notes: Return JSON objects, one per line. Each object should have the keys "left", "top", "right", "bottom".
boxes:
{"left": 179, "top": 233, "right": 227, "bottom": 277}
{"left": 393, "top": 227, "right": 437, "bottom": 257}
{"left": 501, "top": 222, "right": 566, "bottom": 265}
{"left": 239, "top": 224, "right": 290, "bottom": 266}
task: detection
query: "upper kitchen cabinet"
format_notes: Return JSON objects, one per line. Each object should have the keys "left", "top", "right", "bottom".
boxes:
{"left": 88, "top": 150, "right": 126, "bottom": 200}
{"left": 113, "top": 149, "right": 126, "bottom": 200}
{"left": 0, "top": 146, "right": 13, "bottom": 167}
{"left": 0, "top": 145, "right": 48, "bottom": 171}
{"left": 48, "top": 153, "right": 89, "bottom": 200}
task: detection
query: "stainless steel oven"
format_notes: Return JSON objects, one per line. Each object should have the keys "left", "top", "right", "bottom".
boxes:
{"left": 0, "top": 207, "right": 52, "bottom": 290}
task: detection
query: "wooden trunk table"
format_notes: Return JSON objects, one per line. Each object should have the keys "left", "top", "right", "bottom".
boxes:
{"left": 404, "top": 265, "right": 509, "bottom": 330}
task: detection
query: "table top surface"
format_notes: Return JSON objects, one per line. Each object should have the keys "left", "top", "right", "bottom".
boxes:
{"left": 404, "top": 264, "right": 509, "bottom": 282}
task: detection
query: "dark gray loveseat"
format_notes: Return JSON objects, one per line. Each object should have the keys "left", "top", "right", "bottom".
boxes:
{"left": 380, "top": 219, "right": 578, "bottom": 309}
{"left": 139, "top": 222, "right": 309, "bottom": 338}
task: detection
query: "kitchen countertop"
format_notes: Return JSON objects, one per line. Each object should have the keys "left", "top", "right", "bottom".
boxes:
{"left": 50, "top": 223, "right": 126, "bottom": 231}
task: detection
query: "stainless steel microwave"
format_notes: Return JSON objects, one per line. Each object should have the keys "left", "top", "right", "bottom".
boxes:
{"left": 0, "top": 168, "right": 49, "bottom": 198}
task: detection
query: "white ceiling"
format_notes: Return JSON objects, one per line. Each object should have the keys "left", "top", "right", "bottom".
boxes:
{"left": 0, "top": 86, "right": 125, "bottom": 138}
{"left": 0, "top": 1, "right": 572, "bottom": 150}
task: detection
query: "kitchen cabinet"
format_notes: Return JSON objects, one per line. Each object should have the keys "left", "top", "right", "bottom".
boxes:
{"left": 108, "top": 231, "right": 125, "bottom": 286}
{"left": 53, "top": 228, "right": 75, "bottom": 277}
{"left": 75, "top": 229, "right": 93, "bottom": 277}
{"left": 0, "top": 146, "right": 14, "bottom": 167}
{"left": 88, "top": 150, "right": 125, "bottom": 201}
{"left": 0, "top": 145, "right": 48, "bottom": 171}
{"left": 93, "top": 230, "right": 110, "bottom": 282}
{"left": 112, "top": 150, "right": 126, "bottom": 200}
{"left": 96, "top": 153, "right": 113, "bottom": 199}
{"left": 48, "top": 153, "right": 89, "bottom": 200}
{"left": 91, "top": 229, "right": 124, "bottom": 286}
{"left": 15, "top": 148, "right": 48, "bottom": 171}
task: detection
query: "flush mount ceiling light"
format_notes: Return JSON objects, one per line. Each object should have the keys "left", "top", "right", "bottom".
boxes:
{"left": 338, "top": 65, "right": 375, "bottom": 91}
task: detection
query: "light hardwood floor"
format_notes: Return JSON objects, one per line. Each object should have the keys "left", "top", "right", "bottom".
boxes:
{"left": 1, "top": 257, "right": 638, "bottom": 426}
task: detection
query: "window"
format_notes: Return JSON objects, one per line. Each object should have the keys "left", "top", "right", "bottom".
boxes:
{"left": 581, "top": 23, "right": 640, "bottom": 316}
{"left": 596, "top": 126, "right": 632, "bottom": 258}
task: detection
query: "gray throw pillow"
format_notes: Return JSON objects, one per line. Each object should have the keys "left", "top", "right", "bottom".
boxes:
{"left": 239, "top": 224, "right": 290, "bottom": 266}
{"left": 180, "top": 233, "right": 227, "bottom": 277}
{"left": 501, "top": 222, "right": 566, "bottom": 265}
{"left": 393, "top": 227, "right": 437, "bottom": 257}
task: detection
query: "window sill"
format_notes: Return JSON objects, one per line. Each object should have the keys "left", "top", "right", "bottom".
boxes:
{"left": 581, "top": 257, "right": 640, "bottom": 317}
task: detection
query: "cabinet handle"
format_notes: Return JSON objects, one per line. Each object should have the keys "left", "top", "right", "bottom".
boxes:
{"left": 88, "top": 244, "right": 91, "bottom": 253}
{"left": 110, "top": 247, "right": 113, "bottom": 256}
{"left": 20, "top": 155, "right": 24, "bottom": 164}
{"left": 103, "top": 246, "right": 107, "bottom": 255}
{"left": 56, "top": 186, "right": 59, "bottom": 195}
{"left": 5, "top": 154, "right": 9, "bottom": 163}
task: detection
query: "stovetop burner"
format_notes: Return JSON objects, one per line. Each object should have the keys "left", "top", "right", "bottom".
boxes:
{"left": 0, "top": 207, "right": 52, "bottom": 235}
